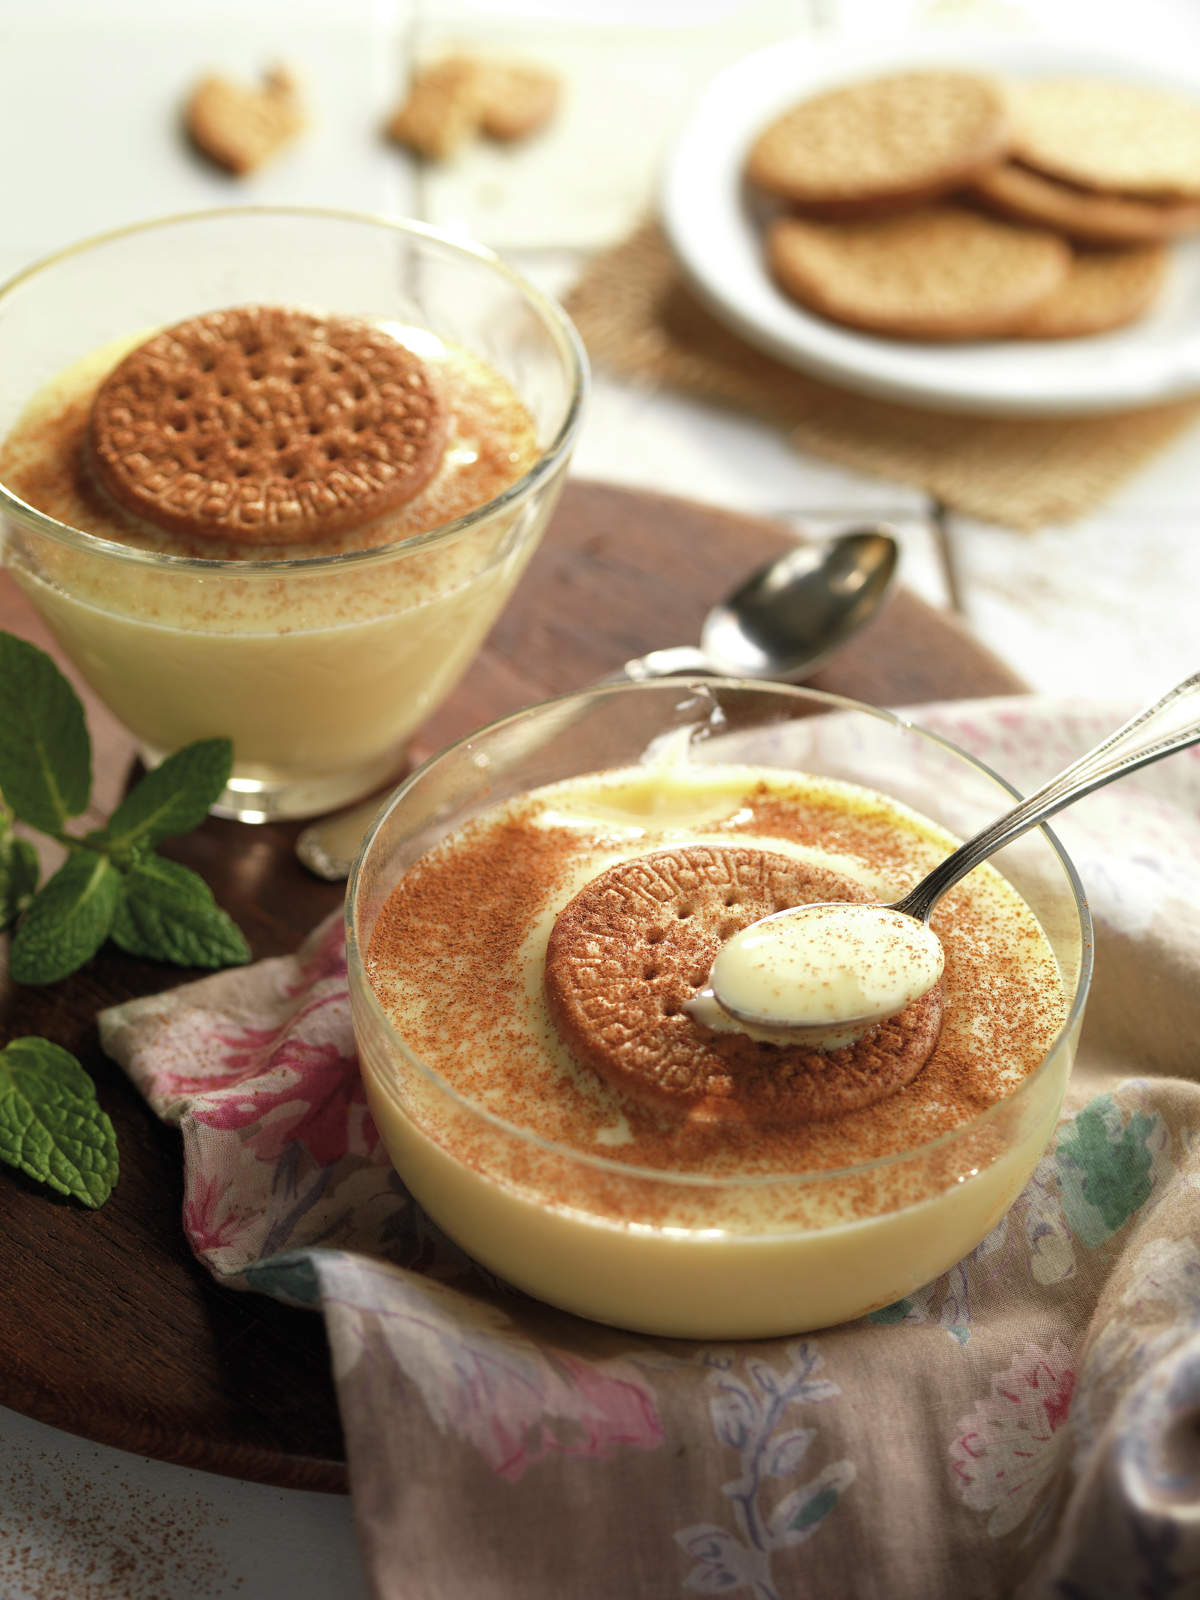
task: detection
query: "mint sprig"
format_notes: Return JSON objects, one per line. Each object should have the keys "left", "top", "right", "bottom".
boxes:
{"left": 111, "top": 855, "right": 252, "bottom": 969}
{"left": 90, "top": 738, "right": 236, "bottom": 857}
{"left": 0, "top": 630, "right": 255, "bottom": 1205}
{"left": 0, "top": 810, "right": 39, "bottom": 929}
{"left": 0, "top": 1037, "right": 119, "bottom": 1207}
{"left": 0, "top": 631, "right": 251, "bottom": 982}
{"left": 0, "top": 632, "right": 91, "bottom": 832}
{"left": 9, "top": 849, "right": 123, "bottom": 985}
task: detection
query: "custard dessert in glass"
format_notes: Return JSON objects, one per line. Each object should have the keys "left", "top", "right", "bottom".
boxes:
{"left": 0, "top": 209, "right": 586, "bottom": 821}
{"left": 347, "top": 681, "right": 1091, "bottom": 1340}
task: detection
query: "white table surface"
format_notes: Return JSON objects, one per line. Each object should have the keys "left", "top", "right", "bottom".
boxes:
{"left": 3, "top": 1, "right": 1200, "bottom": 1595}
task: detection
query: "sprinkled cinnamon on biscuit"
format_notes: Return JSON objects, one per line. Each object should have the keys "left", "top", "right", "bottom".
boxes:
{"left": 544, "top": 844, "right": 944, "bottom": 1125}
{"left": 88, "top": 306, "right": 448, "bottom": 545}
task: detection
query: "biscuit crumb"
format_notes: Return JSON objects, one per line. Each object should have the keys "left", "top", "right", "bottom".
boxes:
{"left": 384, "top": 57, "right": 488, "bottom": 161}
{"left": 384, "top": 54, "right": 559, "bottom": 161}
{"left": 184, "top": 64, "right": 305, "bottom": 176}
{"left": 476, "top": 60, "right": 560, "bottom": 142}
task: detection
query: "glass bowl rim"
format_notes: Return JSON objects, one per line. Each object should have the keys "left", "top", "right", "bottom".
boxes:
{"left": 0, "top": 204, "right": 589, "bottom": 576}
{"left": 345, "top": 678, "right": 1094, "bottom": 1192}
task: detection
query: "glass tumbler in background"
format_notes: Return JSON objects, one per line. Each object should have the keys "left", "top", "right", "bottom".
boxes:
{"left": 0, "top": 208, "right": 587, "bottom": 822}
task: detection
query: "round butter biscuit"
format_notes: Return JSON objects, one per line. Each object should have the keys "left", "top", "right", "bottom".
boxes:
{"left": 970, "top": 160, "right": 1200, "bottom": 246}
{"left": 544, "top": 843, "right": 944, "bottom": 1126}
{"left": 745, "top": 69, "right": 1009, "bottom": 215}
{"left": 1006, "top": 77, "right": 1200, "bottom": 200}
{"left": 1013, "top": 244, "right": 1167, "bottom": 340}
{"left": 89, "top": 305, "right": 448, "bottom": 545}
{"left": 765, "top": 206, "right": 1071, "bottom": 341}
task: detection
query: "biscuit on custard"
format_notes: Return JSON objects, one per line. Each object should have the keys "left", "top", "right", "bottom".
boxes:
{"left": 88, "top": 306, "right": 448, "bottom": 545}
{"left": 544, "top": 844, "right": 944, "bottom": 1126}
{"left": 745, "top": 70, "right": 1009, "bottom": 216}
{"left": 765, "top": 205, "right": 1071, "bottom": 340}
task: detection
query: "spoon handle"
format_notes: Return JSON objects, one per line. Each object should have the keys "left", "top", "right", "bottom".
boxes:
{"left": 894, "top": 669, "right": 1200, "bottom": 922}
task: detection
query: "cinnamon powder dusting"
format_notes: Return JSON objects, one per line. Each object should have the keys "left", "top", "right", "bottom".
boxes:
{"left": 365, "top": 769, "right": 1068, "bottom": 1228}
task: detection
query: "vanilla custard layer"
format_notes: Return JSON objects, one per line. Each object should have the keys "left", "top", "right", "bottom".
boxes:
{"left": 365, "top": 763, "right": 1069, "bottom": 1224}
{"left": 0, "top": 329, "right": 544, "bottom": 775}
{"left": 357, "top": 760, "right": 1076, "bottom": 1335}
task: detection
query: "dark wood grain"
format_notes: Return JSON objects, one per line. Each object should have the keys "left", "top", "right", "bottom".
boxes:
{"left": 0, "top": 480, "right": 1023, "bottom": 1492}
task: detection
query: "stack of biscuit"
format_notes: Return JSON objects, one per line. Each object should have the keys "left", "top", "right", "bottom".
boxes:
{"left": 745, "top": 70, "right": 1200, "bottom": 342}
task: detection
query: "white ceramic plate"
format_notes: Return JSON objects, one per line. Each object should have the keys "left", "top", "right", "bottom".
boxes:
{"left": 661, "top": 32, "right": 1200, "bottom": 416}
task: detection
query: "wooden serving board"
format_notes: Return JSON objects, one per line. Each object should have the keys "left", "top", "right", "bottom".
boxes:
{"left": 0, "top": 481, "right": 1023, "bottom": 1493}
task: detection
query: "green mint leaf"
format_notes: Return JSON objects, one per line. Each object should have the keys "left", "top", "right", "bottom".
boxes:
{"left": 0, "top": 632, "right": 91, "bottom": 832}
{"left": 95, "top": 739, "right": 233, "bottom": 856}
{"left": 9, "top": 850, "right": 121, "bottom": 984}
{"left": 0, "top": 1037, "right": 118, "bottom": 1206}
{"left": 111, "top": 855, "right": 251, "bottom": 969}
{"left": 0, "top": 831, "right": 39, "bottom": 931}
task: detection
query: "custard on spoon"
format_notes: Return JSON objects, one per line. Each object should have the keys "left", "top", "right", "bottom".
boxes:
{"left": 705, "top": 670, "right": 1200, "bottom": 1044}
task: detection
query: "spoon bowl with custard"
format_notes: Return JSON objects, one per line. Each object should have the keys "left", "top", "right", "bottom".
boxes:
{"left": 704, "top": 671, "right": 1200, "bottom": 1044}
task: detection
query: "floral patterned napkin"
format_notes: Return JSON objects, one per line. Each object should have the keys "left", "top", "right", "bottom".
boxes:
{"left": 98, "top": 698, "right": 1200, "bottom": 1600}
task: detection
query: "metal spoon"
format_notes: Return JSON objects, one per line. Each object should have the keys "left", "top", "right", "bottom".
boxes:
{"left": 295, "top": 526, "right": 899, "bottom": 881}
{"left": 598, "top": 526, "right": 897, "bottom": 684}
{"left": 709, "top": 670, "right": 1200, "bottom": 1040}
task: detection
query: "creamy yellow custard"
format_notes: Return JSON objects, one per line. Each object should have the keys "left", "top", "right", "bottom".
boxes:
{"left": 0, "top": 324, "right": 551, "bottom": 817}
{"left": 354, "top": 757, "right": 1076, "bottom": 1338}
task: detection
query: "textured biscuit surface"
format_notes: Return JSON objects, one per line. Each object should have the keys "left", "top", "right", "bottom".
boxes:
{"left": 1014, "top": 244, "right": 1167, "bottom": 339}
{"left": 384, "top": 58, "right": 488, "bottom": 160}
{"left": 766, "top": 206, "right": 1070, "bottom": 340}
{"left": 476, "top": 59, "right": 560, "bottom": 141}
{"left": 1007, "top": 77, "right": 1200, "bottom": 199}
{"left": 89, "top": 306, "right": 448, "bottom": 545}
{"left": 745, "top": 70, "right": 1009, "bottom": 213}
{"left": 544, "top": 844, "right": 944, "bottom": 1125}
{"left": 970, "top": 160, "right": 1200, "bottom": 245}
{"left": 184, "top": 66, "right": 304, "bottom": 176}
{"left": 385, "top": 55, "right": 559, "bottom": 159}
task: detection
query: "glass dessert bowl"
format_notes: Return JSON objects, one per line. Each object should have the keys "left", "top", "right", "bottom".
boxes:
{"left": 346, "top": 680, "right": 1092, "bottom": 1340}
{"left": 0, "top": 207, "right": 586, "bottom": 821}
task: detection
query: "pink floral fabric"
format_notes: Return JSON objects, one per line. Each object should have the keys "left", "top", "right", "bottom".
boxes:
{"left": 98, "top": 698, "right": 1200, "bottom": 1600}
